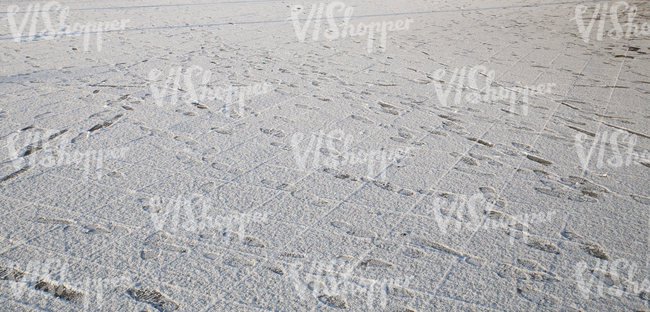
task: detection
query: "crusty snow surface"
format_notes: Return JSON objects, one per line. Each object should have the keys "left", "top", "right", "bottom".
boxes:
{"left": 0, "top": 0, "right": 649, "bottom": 311}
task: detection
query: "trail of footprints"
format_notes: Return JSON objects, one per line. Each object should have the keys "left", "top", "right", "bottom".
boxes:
{"left": 534, "top": 172, "right": 612, "bottom": 202}
{"left": 129, "top": 288, "right": 180, "bottom": 312}
{"left": 0, "top": 216, "right": 167, "bottom": 309}
{"left": 0, "top": 265, "right": 85, "bottom": 303}
{"left": 496, "top": 259, "right": 561, "bottom": 282}
{"left": 6, "top": 52, "right": 643, "bottom": 312}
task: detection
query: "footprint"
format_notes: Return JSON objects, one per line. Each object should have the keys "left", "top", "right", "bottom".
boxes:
{"left": 84, "top": 224, "right": 111, "bottom": 234}
{"left": 526, "top": 239, "right": 561, "bottom": 254}
{"left": 176, "top": 109, "right": 198, "bottom": 117}
{"left": 0, "top": 166, "right": 32, "bottom": 184}
{"left": 0, "top": 266, "right": 29, "bottom": 281}
{"left": 495, "top": 143, "right": 523, "bottom": 156}
{"left": 211, "top": 162, "right": 243, "bottom": 175}
{"left": 226, "top": 108, "right": 242, "bottom": 119}
{"left": 141, "top": 198, "right": 162, "bottom": 213}
{"left": 177, "top": 155, "right": 192, "bottom": 163}
{"left": 420, "top": 126, "right": 448, "bottom": 136}
{"left": 225, "top": 257, "right": 256, "bottom": 268}
{"left": 533, "top": 169, "right": 555, "bottom": 177}
{"left": 334, "top": 172, "right": 360, "bottom": 182}
{"left": 330, "top": 221, "right": 376, "bottom": 238}
{"left": 159, "top": 243, "right": 187, "bottom": 253}
{"left": 391, "top": 136, "right": 410, "bottom": 143}
{"left": 387, "top": 284, "right": 415, "bottom": 297}
{"left": 307, "top": 280, "right": 327, "bottom": 294}
{"left": 141, "top": 249, "right": 160, "bottom": 260}
{"left": 412, "top": 237, "right": 472, "bottom": 258}
{"left": 274, "top": 116, "right": 294, "bottom": 123}
{"left": 479, "top": 187, "right": 496, "bottom": 193}
{"left": 296, "top": 103, "right": 319, "bottom": 110}
{"left": 88, "top": 110, "right": 115, "bottom": 119}
{"left": 496, "top": 263, "right": 560, "bottom": 281}
{"left": 467, "top": 137, "right": 494, "bottom": 147}
{"left": 442, "top": 120, "right": 469, "bottom": 135}
{"left": 291, "top": 190, "right": 329, "bottom": 206}
{"left": 129, "top": 288, "right": 180, "bottom": 312}
{"left": 174, "top": 134, "right": 198, "bottom": 145}
{"left": 89, "top": 114, "right": 124, "bottom": 132}
{"left": 109, "top": 223, "right": 130, "bottom": 233}
{"left": 560, "top": 176, "right": 610, "bottom": 198}
{"left": 199, "top": 233, "right": 215, "bottom": 239}
{"left": 144, "top": 231, "right": 170, "bottom": 246}
{"left": 107, "top": 171, "right": 124, "bottom": 178}
{"left": 535, "top": 179, "right": 597, "bottom": 203}
{"left": 71, "top": 132, "right": 89, "bottom": 143}
{"left": 268, "top": 266, "right": 285, "bottom": 275}
{"left": 372, "top": 180, "right": 414, "bottom": 196}
{"left": 398, "top": 129, "right": 414, "bottom": 140}
{"left": 280, "top": 252, "right": 305, "bottom": 258}
{"left": 331, "top": 220, "right": 352, "bottom": 230}
{"left": 496, "top": 263, "right": 530, "bottom": 279}
{"left": 589, "top": 266, "right": 625, "bottom": 287}
{"left": 454, "top": 166, "right": 495, "bottom": 177}
{"left": 261, "top": 179, "right": 297, "bottom": 192}
{"left": 512, "top": 142, "right": 538, "bottom": 153}
{"left": 460, "top": 156, "right": 479, "bottom": 166}
{"left": 360, "top": 259, "right": 393, "bottom": 267}
{"left": 485, "top": 210, "right": 528, "bottom": 231}
{"left": 404, "top": 247, "right": 425, "bottom": 258}
{"left": 320, "top": 147, "right": 339, "bottom": 156}
{"left": 35, "top": 217, "right": 75, "bottom": 225}
{"left": 204, "top": 253, "right": 219, "bottom": 260}
{"left": 46, "top": 129, "right": 69, "bottom": 142}
{"left": 242, "top": 236, "right": 265, "bottom": 248}
{"left": 260, "top": 128, "right": 287, "bottom": 138}
{"left": 192, "top": 102, "right": 208, "bottom": 110}
{"left": 516, "top": 258, "right": 548, "bottom": 272}
{"left": 517, "top": 283, "right": 559, "bottom": 307}
{"left": 526, "top": 154, "right": 553, "bottom": 166}
{"left": 351, "top": 115, "right": 374, "bottom": 124}
{"left": 391, "top": 307, "right": 417, "bottom": 312}
{"left": 346, "top": 229, "right": 377, "bottom": 238}
{"left": 200, "top": 181, "right": 217, "bottom": 193}
{"left": 568, "top": 126, "right": 596, "bottom": 137}
{"left": 631, "top": 194, "right": 650, "bottom": 205}
{"left": 318, "top": 294, "right": 348, "bottom": 309}
{"left": 212, "top": 127, "right": 233, "bottom": 135}
{"left": 34, "top": 280, "right": 85, "bottom": 303}
{"left": 34, "top": 112, "right": 52, "bottom": 118}
{"left": 562, "top": 230, "right": 609, "bottom": 260}
{"left": 313, "top": 95, "right": 331, "bottom": 102}
{"left": 438, "top": 114, "right": 465, "bottom": 123}
{"left": 468, "top": 153, "right": 502, "bottom": 166}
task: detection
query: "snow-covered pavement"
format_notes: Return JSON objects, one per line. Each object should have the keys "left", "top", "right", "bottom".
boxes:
{"left": 1, "top": 0, "right": 650, "bottom": 310}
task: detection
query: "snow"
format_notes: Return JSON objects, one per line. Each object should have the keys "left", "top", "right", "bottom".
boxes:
{"left": 0, "top": 0, "right": 649, "bottom": 310}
